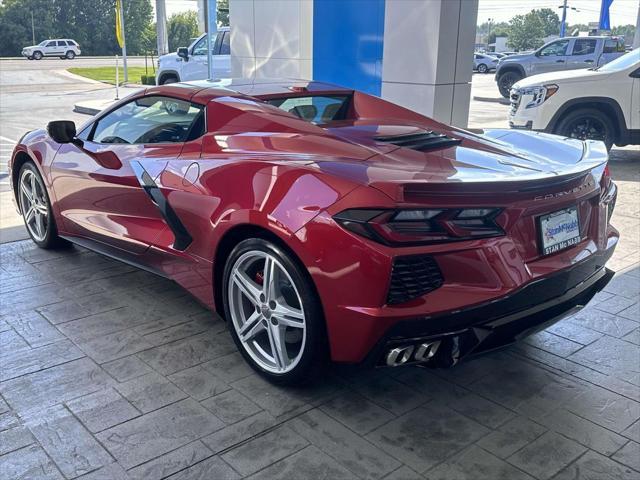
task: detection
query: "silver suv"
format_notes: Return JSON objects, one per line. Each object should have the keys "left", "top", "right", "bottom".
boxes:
{"left": 495, "top": 36, "right": 626, "bottom": 98}
{"left": 22, "top": 39, "right": 81, "bottom": 60}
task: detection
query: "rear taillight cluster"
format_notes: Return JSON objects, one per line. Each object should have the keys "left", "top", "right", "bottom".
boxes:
{"left": 333, "top": 208, "right": 504, "bottom": 246}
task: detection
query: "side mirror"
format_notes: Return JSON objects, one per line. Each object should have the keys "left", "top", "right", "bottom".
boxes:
{"left": 47, "top": 120, "right": 76, "bottom": 143}
{"left": 177, "top": 47, "right": 189, "bottom": 61}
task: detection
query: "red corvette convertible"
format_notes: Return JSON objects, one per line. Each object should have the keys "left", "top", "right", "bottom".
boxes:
{"left": 10, "top": 79, "right": 618, "bottom": 384}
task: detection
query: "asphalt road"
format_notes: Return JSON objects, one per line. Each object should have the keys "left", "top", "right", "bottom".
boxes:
{"left": 0, "top": 57, "right": 146, "bottom": 242}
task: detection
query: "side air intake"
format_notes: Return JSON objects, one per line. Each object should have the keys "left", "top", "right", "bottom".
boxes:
{"left": 375, "top": 131, "right": 462, "bottom": 151}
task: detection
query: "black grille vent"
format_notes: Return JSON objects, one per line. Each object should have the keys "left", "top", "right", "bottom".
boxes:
{"left": 375, "top": 131, "right": 461, "bottom": 151}
{"left": 387, "top": 255, "right": 444, "bottom": 305}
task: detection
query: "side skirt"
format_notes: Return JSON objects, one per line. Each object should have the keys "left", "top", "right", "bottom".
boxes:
{"left": 59, "top": 234, "right": 170, "bottom": 279}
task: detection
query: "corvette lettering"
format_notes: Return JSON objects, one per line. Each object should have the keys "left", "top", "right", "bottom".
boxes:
{"left": 534, "top": 180, "right": 594, "bottom": 201}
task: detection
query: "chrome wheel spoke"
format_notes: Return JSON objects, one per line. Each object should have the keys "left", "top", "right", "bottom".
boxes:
{"left": 232, "top": 270, "right": 261, "bottom": 306}
{"left": 24, "top": 206, "right": 35, "bottom": 223}
{"left": 35, "top": 213, "right": 45, "bottom": 238}
{"left": 267, "top": 324, "right": 288, "bottom": 370}
{"left": 238, "top": 311, "right": 265, "bottom": 342}
{"left": 20, "top": 182, "right": 34, "bottom": 203}
{"left": 272, "top": 301, "right": 304, "bottom": 328}
{"left": 262, "top": 256, "right": 276, "bottom": 302}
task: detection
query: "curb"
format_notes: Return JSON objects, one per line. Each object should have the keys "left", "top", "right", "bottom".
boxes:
{"left": 73, "top": 104, "right": 101, "bottom": 116}
{"left": 473, "top": 96, "right": 510, "bottom": 105}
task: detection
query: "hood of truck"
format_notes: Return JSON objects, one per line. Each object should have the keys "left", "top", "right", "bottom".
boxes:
{"left": 514, "top": 68, "right": 611, "bottom": 88}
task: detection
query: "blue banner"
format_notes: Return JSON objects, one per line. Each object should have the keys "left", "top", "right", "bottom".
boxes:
{"left": 599, "top": 0, "right": 614, "bottom": 30}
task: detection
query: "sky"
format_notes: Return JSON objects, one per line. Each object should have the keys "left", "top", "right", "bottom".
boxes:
{"left": 161, "top": 0, "right": 640, "bottom": 27}
{"left": 477, "top": 0, "right": 639, "bottom": 26}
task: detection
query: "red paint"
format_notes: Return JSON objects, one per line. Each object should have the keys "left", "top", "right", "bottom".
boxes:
{"left": 9, "top": 80, "right": 618, "bottom": 363}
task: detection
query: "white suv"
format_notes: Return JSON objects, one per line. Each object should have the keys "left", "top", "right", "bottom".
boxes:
{"left": 509, "top": 48, "right": 640, "bottom": 149}
{"left": 156, "top": 27, "right": 231, "bottom": 85}
{"left": 22, "top": 39, "right": 81, "bottom": 60}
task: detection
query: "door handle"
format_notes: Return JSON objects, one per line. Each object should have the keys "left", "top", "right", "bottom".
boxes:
{"left": 556, "top": 59, "right": 565, "bottom": 63}
{"left": 585, "top": 59, "right": 594, "bottom": 63}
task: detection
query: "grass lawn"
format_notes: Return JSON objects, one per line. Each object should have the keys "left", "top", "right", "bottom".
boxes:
{"left": 67, "top": 66, "right": 155, "bottom": 85}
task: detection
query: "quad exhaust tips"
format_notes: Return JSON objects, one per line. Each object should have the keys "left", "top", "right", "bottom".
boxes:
{"left": 385, "top": 340, "right": 442, "bottom": 367}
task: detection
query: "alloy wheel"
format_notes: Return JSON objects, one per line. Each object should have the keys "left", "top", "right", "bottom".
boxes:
{"left": 19, "top": 169, "right": 49, "bottom": 242}
{"left": 565, "top": 117, "right": 607, "bottom": 142}
{"left": 228, "top": 250, "right": 306, "bottom": 374}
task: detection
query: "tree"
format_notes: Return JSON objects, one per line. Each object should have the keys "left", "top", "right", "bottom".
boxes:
{"left": 529, "top": 8, "right": 560, "bottom": 37}
{"left": 167, "top": 11, "right": 199, "bottom": 52}
{"left": 218, "top": 0, "right": 229, "bottom": 27}
{"left": 0, "top": 0, "right": 154, "bottom": 57}
{"left": 507, "top": 11, "right": 546, "bottom": 51}
{"left": 612, "top": 24, "right": 636, "bottom": 46}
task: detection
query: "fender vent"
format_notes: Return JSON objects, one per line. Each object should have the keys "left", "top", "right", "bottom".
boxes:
{"left": 387, "top": 255, "right": 444, "bottom": 305}
{"left": 375, "top": 131, "right": 462, "bottom": 151}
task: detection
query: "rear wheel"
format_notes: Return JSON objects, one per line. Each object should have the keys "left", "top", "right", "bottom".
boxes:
{"left": 477, "top": 63, "right": 488, "bottom": 74}
{"left": 33, "top": 51, "right": 43, "bottom": 60}
{"left": 498, "top": 71, "right": 522, "bottom": 98}
{"left": 65, "top": 50, "right": 75, "bottom": 59}
{"left": 555, "top": 108, "right": 615, "bottom": 150}
{"left": 222, "top": 238, "right": 326, "bottom": 385}
{"left": 18, "top": 163, "right": 68, "bottom": 249}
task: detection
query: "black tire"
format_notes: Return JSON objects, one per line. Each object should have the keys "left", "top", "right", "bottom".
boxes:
{"left": 222, "top": 238, "right": 327, "bottom": 385}
{"left": 65, "top": 50, "right": 75, "bottom": 59}
{"left": 160, "top": 75, "right": 178, "bottom": 85}
{"left": 554, "top": 108, "right": 616, "bottom": 150}
{"left": 17, "top": 162, "right": 69, "bottom": 249}
{"left": 478, "top": 63, "right": 488, "bottom": 74}
{"left": 33, "top": 51, "right": 43, "bottom": 60}
{"left": 27, "top": 56, "right": 33, "bottom": 60}
{"left": 497, "top": 71, "right": 522, "bottom": 98}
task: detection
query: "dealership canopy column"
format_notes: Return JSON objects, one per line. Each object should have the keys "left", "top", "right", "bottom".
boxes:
{"left": 226, "top": 0, "right": 479, "bottom": 127}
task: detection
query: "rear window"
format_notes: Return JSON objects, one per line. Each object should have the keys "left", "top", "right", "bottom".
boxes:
{"left": 603, "top": 38, "right": 625, "bottom": 53}
{"left": 266, "top": 95, "right": 351, "bottom": 124}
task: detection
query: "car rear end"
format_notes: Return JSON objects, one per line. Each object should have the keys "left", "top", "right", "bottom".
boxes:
{"left": 301, "top": 133, "right": 618, "bottom": 368}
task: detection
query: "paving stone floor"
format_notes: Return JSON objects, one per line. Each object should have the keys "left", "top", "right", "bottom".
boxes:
{"left": 0, "top": 158, "right": 639, "bottom": 480}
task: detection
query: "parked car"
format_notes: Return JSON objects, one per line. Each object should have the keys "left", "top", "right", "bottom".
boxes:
{"left": 473, "top": 53, "right": 499, "bottom": 73}
{"left": 10, "top": 79, "right": 617, "bottom": 384}
{"left": 22, "top": 39, "right": 81, "bottom": 60}
{"left": 509, "top": 48, "right": 640, "bottom": 149}
{"left": 156, "top": 27, "right": 230, "bottom": 84}
{"left": 495, "top": 36, "right": 626, "bottom": 97}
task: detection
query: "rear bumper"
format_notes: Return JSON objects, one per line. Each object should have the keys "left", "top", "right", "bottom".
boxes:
{"left": 364, "top": 248, "right": 615, "bottom": 368}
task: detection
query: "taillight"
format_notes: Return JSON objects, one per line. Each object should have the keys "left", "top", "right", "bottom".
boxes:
{"left": 333, "top": 208, "right": 504, "bottom": 246}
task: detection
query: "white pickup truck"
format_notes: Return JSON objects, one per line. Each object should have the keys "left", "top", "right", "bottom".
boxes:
{"left": 156, "top": 27, "right": 231, "bottom": 85}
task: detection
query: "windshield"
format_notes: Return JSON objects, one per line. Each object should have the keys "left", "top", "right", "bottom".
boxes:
{"left": 597, "top": 48, "right": 640, "bottom": 72}
{"left": 38, "top": 40, "right": 48, "bottom": 46}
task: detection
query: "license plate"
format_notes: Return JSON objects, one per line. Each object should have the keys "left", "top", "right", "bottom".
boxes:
{"left": 539, "top": 207, "right": 581, "bottom": 255}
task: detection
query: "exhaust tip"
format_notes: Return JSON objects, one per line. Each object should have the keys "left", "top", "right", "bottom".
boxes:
{"left": 386, "top": 346, "right": 414, "bottom": 366}
{"left": 384, "top": 340, "right": 442, "bottom": 367}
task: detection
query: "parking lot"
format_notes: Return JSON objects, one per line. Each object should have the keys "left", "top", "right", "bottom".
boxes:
{"left": 0, "top": 61, "right": 639, "bottom": 480}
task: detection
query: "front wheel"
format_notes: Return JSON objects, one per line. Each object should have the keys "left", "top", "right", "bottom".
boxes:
{"left": 554, "top": 108, "right": 615, "bottom": 150}
{"left": 33, "top": 51, "right": 43, "bottom": 60}
{"left": 222, "top": 238, "right": 327, "bottom": 385}
{"left": 160, "top": 75, "right": 178, "bottom": 85}
{"left": 18, "top": 163, "right": 69, "bottom": 249}
{"left": 497, "top": 71, "right": 522, "bottom": 98}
